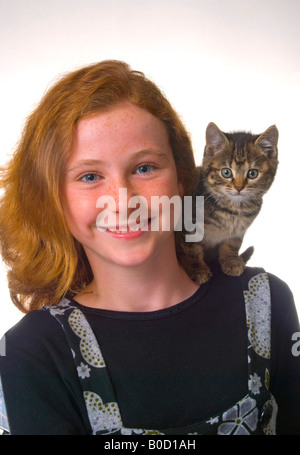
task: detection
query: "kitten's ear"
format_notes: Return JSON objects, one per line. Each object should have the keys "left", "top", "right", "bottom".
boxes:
{"left": 255, "top": 125, "right": 279, "bottom": 157}
{"left": 205, "top": 122, "right": 229, "bottom": 156}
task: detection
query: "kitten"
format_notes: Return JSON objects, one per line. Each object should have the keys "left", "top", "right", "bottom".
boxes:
{"left": 181, "top": 122, "right": 279, "bottom": 284}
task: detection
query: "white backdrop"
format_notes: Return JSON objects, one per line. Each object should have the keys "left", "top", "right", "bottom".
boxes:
{"left": 1, "top": 0, "right": 299, "bottom": 335}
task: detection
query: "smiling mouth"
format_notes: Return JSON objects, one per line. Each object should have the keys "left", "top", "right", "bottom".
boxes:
{"left": 98, "top": 218, "right": 152, "bottom": 233}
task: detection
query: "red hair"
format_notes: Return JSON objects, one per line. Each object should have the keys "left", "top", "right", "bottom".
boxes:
{"left": 0, "top": 60, "right": 196, "bottom": 312}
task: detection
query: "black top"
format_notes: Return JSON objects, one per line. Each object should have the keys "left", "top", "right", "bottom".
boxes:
{"left": 1, "top": 265, "right": 299, "bottom": 434}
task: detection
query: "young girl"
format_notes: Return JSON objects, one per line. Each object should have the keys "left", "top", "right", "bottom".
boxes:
{"left": 0, "top": 61, "right": 299, "bottom": 435}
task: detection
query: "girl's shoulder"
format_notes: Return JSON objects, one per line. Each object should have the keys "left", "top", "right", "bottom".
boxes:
{"left": 3, "top": 303, "right": 70, "bottom": 358}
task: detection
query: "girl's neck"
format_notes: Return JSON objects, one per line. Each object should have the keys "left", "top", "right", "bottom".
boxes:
{"left": 75, "top": 251, "right": 199, "bottom": 313}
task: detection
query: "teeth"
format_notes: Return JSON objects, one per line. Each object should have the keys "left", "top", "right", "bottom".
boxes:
{"left": 103, "top": 219, "right": 150, "bottom": 233}
{"left": 107, "top": 226, "right": 141, "bottom": 233}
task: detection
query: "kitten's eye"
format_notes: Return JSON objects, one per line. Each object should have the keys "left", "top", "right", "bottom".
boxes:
{"left": 247, "top": 169, "right": 259, "bottom": 179}
{"left": 221, "top": 168, "right": 232, "bottom": 179}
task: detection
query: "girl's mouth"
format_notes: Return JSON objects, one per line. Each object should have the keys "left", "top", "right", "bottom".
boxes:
{"left": 98, "top": 218, "right": 152, "bottom": 236}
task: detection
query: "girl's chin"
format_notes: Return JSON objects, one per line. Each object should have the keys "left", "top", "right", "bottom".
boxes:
{"left": 85, "top": 232, "right": 174, "bottom": 271}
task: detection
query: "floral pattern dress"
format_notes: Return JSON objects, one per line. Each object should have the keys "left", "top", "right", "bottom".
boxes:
{"left": 42, "top": 272, "right": 277, "bottom": 435}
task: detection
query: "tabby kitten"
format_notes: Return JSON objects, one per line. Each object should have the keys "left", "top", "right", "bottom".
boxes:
{"left": 183, "top": 122, "right": 279, "bottom": 284}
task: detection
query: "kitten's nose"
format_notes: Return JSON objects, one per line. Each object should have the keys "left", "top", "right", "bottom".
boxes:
{"left": 234, "top": 185, "right": 244, "bottom": 192}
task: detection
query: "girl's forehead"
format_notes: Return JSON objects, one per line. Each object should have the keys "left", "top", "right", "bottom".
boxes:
{"left": 70, "top": 103, "right": 171, "bottom": 161}
{"left": 77, "top": 103, "right": 165, "bottom": 134}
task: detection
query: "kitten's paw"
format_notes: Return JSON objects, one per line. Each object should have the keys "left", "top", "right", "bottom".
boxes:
{"left": 220, "top": 257, "right": 245, "bottom": 276}
{"left": 192, "top": 265, "right": 212, "bottom": 285}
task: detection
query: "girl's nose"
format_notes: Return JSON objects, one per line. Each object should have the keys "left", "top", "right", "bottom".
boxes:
{"left": 106, "top": 177, "right": 136, "bottom": 213}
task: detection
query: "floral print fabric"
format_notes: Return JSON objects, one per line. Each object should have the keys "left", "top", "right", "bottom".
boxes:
{"left": 0, "top": 377, "right": 9, "bottom": 433}
{"left": 44, "top": 272, "right": 277, "bottom": 435}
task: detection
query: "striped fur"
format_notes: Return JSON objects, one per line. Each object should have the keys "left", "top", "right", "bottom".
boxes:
{"left": 182, "top": 122, "right": 278, "bottom": 284}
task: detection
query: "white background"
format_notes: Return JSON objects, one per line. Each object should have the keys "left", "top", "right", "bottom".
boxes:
{"left": 1, "top": 0, "right": 299, "bottom": 336}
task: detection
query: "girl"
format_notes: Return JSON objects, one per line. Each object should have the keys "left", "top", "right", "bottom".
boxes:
{"left": 0, "top": 61, "right": 299, "bottom": 435}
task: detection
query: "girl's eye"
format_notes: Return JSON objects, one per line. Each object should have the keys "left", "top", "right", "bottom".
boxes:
{"left": 247, "top": 169, "right": 259, "bottom": 179}
{"left": 80, "top": 173, "right": 101, "bottom": 183}
{"left": 134, "top": 164, "right": 155, "bottom": 175}
{"left": 221, "top": 168, "right": 233, "bottom": 179}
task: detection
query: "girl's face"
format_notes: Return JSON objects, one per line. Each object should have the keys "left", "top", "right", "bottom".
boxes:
{"left": 61, "top": 102, "right": 183, "bottom": 272}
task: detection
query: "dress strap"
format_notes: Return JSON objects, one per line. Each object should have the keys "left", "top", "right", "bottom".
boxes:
{"left": 43, "top": 299, "right": 125, "bottom": 434}
{"left": 243, "top": 271, "right": 278, "bottom": 434}
{"left": 244, "top": 272, "right": 271, "bottom": 371}
{"left": 212, "top": 271, "right": 278, "bottom": 435}
{"left": 43, "top": 299, "right": 161, "bottom": 435}
{"left": 0, "top": 375, "right": 9, "bottom": 434}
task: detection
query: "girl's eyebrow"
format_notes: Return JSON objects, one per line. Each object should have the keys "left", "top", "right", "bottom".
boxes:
{"left": 68, "top": 159, "right": 106, "bottom": 172}
{"left": 68, "top": 150, "right": 171, "bottom": 172}
{"left": 134, "top": 149, "right": 171, "bottom": 162}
